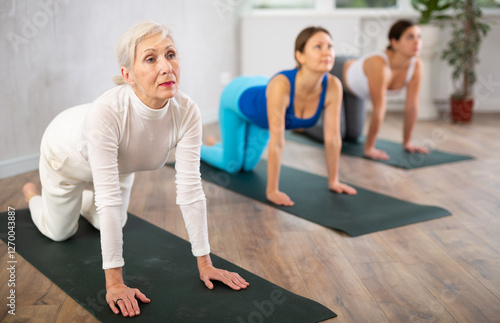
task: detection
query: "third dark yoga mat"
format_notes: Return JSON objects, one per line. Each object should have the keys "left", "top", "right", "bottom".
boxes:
{"left": 285, "top": 131, "right": 474, "bottom": 169}
{"left": 0, "top": 209, "right": 335, "bottom": 322}
{"left": 198, "top": 161, "right": 451, "bottom": 236}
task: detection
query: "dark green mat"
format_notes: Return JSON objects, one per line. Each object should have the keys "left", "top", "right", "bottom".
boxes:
{"left": 0, "top": 209, "right": 335, "bottom": 322}
{"left": 285, "top": 131, "right": 474, "bottom": 169}
{"left": 195, "top": 161, "right": 451, "bottom": 236}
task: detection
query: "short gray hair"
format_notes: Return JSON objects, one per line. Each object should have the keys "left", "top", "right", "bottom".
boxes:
{"left": 113, "top": 21, "right": 172, "bottom": 85}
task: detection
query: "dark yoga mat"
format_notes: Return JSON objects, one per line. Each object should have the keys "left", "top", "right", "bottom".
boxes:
{"left": 0, "top": 209, "right": 336, "bottom": 322}
{"left": 196, "top": 161, "right": 451, "bottom": 236}
{"left": 285, "top": 131, "right": 474, "bottom": 169}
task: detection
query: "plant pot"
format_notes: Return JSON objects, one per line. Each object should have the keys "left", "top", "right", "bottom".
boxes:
{"left": 420, "top": 24, "right": 441, "bottom": 51}
{"left": 451, "top": 97, "right": 474, "bottom": 123}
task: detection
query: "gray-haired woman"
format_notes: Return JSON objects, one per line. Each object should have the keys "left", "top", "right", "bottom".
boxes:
{"left": 23, "top": 21, "right": 248, "bottom": 318}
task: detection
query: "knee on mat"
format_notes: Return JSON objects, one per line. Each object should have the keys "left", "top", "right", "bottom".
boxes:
{"left": 48, "top": 226, "right": 78, "bottom": 242}
{"left": 344, "top": 133, "right": 361, "bottom": 143}
{"left": 224, "top": 160, "right": 244, "bottom": 173}
{"left": 344, "top": 127, "right": 363, "bottom": 142}
{"left": 121, "top": 213, "right": 128, "bottom": 228}
{"left": 242, "top": 163, "right": 258, "bottom": 172}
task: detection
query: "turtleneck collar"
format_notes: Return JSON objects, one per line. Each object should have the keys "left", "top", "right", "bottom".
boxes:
{"left": 127, "top": 86, "right": 170, "bottom": 120}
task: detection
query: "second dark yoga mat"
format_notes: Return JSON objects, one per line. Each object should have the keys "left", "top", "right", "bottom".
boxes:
{"left": 198, "top": 161, "right": 451, "bottom": 236}
{"left": 0, "top": 209, "right": 335, "bottom": 322}
{"left": 285, "top": 131, "right": 474, "bottom": 169}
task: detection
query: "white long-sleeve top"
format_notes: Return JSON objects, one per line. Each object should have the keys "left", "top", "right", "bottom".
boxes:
{"left": 63, "top": 85, "right": 209, "bottom": 269}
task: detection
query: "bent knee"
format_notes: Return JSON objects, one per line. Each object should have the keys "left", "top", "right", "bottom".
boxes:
{"left": 49, "top": 231, "right": 75, "bottom": 242}
{"left": 344, "top": 134, "right": 361, "bottom": 143}
{"left": 47, "top": 226, "right": 78, "bottom": 242}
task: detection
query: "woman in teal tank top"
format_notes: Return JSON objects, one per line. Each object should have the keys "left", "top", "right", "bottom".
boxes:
{"left": 201, "top": 26, "right": 357, "bottom": 206}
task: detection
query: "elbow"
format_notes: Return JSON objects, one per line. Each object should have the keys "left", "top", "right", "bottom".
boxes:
{"left": 268, "top": 138, "right": 285, "bottom": 152}
{"left": 371, "top": 110, "right": 385, "bottom": 122}
{"left": 405, "top": 104, "right": 418, "bottom": 112}
{"left": 324, "top": 135, "right": 341, "bottom": 148}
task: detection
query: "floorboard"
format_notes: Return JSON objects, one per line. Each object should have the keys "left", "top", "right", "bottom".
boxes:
{"left": 1, "top": 112, "right": 499, "bottom": 322}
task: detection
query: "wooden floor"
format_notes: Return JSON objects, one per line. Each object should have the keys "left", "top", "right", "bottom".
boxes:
{"left": 1, "top": 112, "right": 500, "bottom": 322}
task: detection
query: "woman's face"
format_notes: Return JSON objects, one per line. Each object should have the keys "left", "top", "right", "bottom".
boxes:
{"left": 393, "top": 25, "right": 422, "bottom": 57}
{"left": 122, "top": 33, "right": 180, "bottom": 109}
{"left": 297, "top": 31, "right": 335, "bottom": 73}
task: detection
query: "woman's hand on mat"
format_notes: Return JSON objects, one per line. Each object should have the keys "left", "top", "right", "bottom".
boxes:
{"left": 198, "top": 255, "right": 249, "bottom": 290}
{"left": 266, "top": 190, "right": 295, "bottom": 206}
{"left": 106, "top": 282, "right": 151, "bottom": 317}
{"left": 364, "top": 148, "right": 390, "bottom": 160}
{"left": 329, "top": 182, "right": 357, "bottom": 195}
{"left": 404, "top": 143, "right": 430, "bottom": 154}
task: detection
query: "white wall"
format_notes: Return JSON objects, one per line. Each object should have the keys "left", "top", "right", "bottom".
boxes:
{"left": 241, "top": 13, "right": 361, "bottom": 76}
{"left": 0, "top": 0, "right": 241, "bottom": 178}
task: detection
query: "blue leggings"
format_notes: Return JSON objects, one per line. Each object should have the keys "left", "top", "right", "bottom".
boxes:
{"left": 201, "top": 76, "right": 270, "bottom": 173}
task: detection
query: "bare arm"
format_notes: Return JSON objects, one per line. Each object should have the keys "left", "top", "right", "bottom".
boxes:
{"left": 265, "top": 75, "right": 294, "bottom": 206}
{"left": 403, "top": 59, "right": 429, "bottom": 153}
{"left": 323, "top": 75, "right": 357, "bottom": 195}
{"left": 364, "top": 57, "right": 390, "bottom": 160}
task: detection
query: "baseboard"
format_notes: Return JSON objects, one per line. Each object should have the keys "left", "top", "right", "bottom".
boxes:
{"left": 384, "top": 98, "right": 500, "bottom": 113}
{"left": 0, "top": 153, "right": 39, "bottom": 180}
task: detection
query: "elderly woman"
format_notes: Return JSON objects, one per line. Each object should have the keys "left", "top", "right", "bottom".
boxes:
{"left": 301, "top": 20, "right": 430, "bottom": 160}
{"left": 201, "top": 26, "right": 357, "bottom": 206}
{"left": 22, "top": 21, "right": 248, "bottom": 318}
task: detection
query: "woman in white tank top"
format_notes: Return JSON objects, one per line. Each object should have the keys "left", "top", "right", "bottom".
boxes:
{"left": 343, "top": 20, "right": 430, "bottom": 160}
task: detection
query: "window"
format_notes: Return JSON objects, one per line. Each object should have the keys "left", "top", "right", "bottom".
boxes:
{"left": 253, "top": 0, "right": 314, "bottom": 9}
{"left": 336, "top": 0, "right": 397, "bottom": 8}
{"left": 252, "top": 0, "right": 497, "bottom": 10}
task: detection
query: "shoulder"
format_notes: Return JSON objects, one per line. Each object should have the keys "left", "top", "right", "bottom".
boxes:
{"left": 327, "top": 73, "right": 342, "bottom": 91}
{"left": 363, "top": 54, "right": 389, "bottom": 81}
{"left": 173, "top": 90, "right": 196, "bottom": 109}
{"left": 325, "top": 74, "right": 342, "bottom": 107}
{"left": 265, "top": 73, "right": 291, "bottom": 113}
{"left": 94, "top": 85, "right": 127, "bottom": 103}
{"left": 364, "top": 55, "right": 388, "bottom": 71}
{"left": 266, "top": 73, "right": 292, "bottom": 106}
{"left": 88, "top": 86, "right": 128, "bottom": 120}
{"left": 173, "top": 90, "right": 202, "bottom": 122}
{"left": 267, "top": 73, "right": 291, "bottom": 93}
{"left": 408, "top": 57, "right": 423, "bottom": 84}
{"left": 364, "top": 53, "right": 387, "bottom": 66}
{"left": 92, "top": 85, "right": 128, "bottom": 107}
{"left": 413, "top": 57, "right": 423, "bottom": 71}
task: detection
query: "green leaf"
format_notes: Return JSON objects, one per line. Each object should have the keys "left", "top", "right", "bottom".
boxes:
{"left": 434, "top": 15, "right": 452, "bottom": 20}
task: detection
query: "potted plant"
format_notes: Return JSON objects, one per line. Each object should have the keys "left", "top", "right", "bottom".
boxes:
{"left": 411, "top": 0, "right": 452, "bottom": 47}
{"left": 441, "top": 0, "right": 491, "bottom": 123}
{"left": 411, "top": 0, "right": 452, "bottom": 24}
{"left": 411, "top": 0, "right": 452, "bottom": 48}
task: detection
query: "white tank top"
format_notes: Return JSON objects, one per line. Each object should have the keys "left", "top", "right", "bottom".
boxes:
{"left": 345, "top": 51, "right": 416, "bottom": 100}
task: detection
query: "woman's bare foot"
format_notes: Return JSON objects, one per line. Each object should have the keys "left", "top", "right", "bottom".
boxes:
{"left": 204, "top": 136, "right": 217, "bottom": 146}
{"left": 266, "top": 190, "right": 295, "bottom": 206}
{"left": 23, "top": 183, "right": 39, "bottom": 203}
{"left": 364, "top": 148, "right": 390, "bottom": 160}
